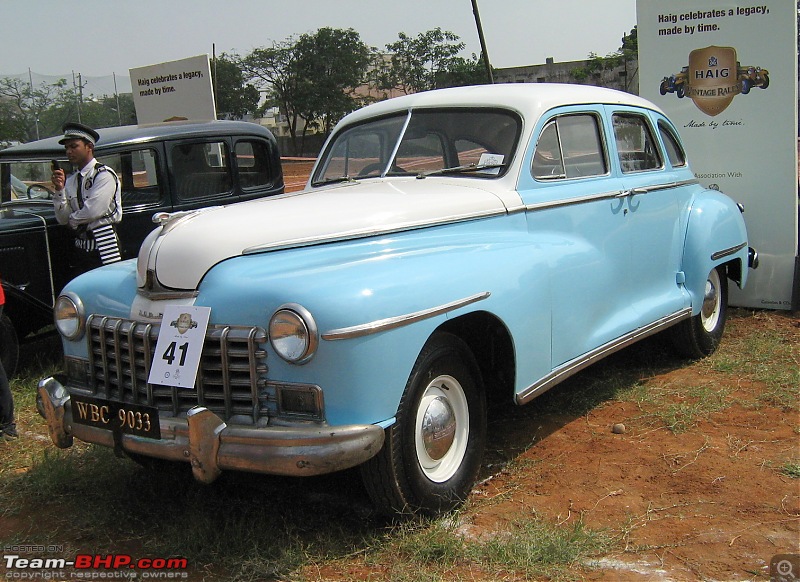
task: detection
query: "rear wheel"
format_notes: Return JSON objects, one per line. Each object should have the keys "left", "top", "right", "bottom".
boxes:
{"left": 360, "top": 333, "right": 486, "bottom": 516}
{"left": 670, "top": 266, "right": 728, "bottom": 358}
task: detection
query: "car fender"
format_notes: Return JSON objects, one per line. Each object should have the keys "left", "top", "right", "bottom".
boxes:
{"left": 196, "top": 214, "right": 550, "bottom": 426}
{"left": 681, "top": 189, "right": 750, "bottom": 313}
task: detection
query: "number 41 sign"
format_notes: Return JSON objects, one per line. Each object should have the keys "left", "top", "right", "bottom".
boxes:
{"left": 147, "top": 305, "right": 211, "bottom": 389}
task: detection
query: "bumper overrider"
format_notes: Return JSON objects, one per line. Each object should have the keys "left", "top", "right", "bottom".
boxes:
{"left": 38, "top": 376, "right": 385, "bottom": 483}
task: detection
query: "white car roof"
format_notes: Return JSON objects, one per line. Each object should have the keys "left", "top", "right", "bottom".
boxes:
{"left": 338, "top": 83, "right": 665, "bottom": 127}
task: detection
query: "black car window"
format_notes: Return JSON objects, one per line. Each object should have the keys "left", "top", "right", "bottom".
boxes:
{"left": 612, "top": 113, "right": 663, "bottom": 173}
{"left": 171, "top": 141, "right": 232, "bottom": 200}
{"left": 98, "top": 149, "right": 160, "bottom": 206}
{"left": 532, "top": 114, "right": 607, "bottom": 180}
{"left": 235, "top": 140, "right": 274, "bottom": 189}
{"left": 657, "top": 121, "right": 687, "bottom": 168}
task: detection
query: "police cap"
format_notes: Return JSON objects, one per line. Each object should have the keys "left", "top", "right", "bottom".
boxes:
{"left": 58, "top": 122, "right": 100, "bottom": 145}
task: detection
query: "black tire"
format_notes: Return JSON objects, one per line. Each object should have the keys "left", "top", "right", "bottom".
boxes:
{"left": 760, "top": 74, "right": 769, "bottom": 89}
{"left": 0, "top": 315, "right": 19, "bottom": 378}
{"left": 670, "top": 266, "right": 728, "bottom": 358}
{"left": 741, "top": 79, "right": 751, "bottom": 94}
{"left": 360, "top": 333, "right": 486, "bottom": 516}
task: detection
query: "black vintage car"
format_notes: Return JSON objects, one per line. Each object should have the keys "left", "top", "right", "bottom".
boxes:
{"left": 0, "top": 120, "right": 284, "bottom": 375}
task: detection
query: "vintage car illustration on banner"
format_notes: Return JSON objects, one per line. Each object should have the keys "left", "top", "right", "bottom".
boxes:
{"left": 38, "top": 84, "right": 757, "bottom": 516}
{"left": 659, "top": 46, "right": 769, "bottom": 115}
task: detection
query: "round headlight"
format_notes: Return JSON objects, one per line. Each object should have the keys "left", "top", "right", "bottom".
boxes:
{"left": 54, "top": 292, "right": 85, "bottom": 340}
{"left": 269, "top": 304, "right": 318, "bottom": 364}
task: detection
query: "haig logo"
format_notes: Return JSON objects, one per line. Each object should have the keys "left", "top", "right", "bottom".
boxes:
{"left": 659, "top": 46, "right": 769, "bottom": 116}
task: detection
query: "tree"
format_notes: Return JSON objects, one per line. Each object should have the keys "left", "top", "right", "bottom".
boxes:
{"left": 435, "top": 53, "right": 493, "bottom": 88}
{"left": 571, "top": 26, "right": 638, "bottom": 92}
{"left": 0, "top": 76, "right": 78, "bottom": 143}
{"left": 380, "top": 28, "right": 467, "bottom": 94}
{"left": 291, "top": 28, "right": 372, "bottom": 136}
{"left": 211, "top": 53, "right": 260, "bottom": 120}
{"left": 240, "top": 28, "right": 371, "bottom": 155}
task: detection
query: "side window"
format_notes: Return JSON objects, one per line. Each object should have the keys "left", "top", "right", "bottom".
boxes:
{"left": 657, "top": 121, "right": 687, "bottom": 168}
{"left": 171, "top": 141, "right": 232, "bottom": 200}
{"left": 531, "top": 121, "right": 565, "bottom": 179}
{"left": 98, "top": 149, "right": 160, "bottom": 206}
{"left": 612, "top": 113, "right": 662, "bottom": 173}
{"left": 235, "top": 140, "right": 274, "bottom": 189}
{"left": 532, "top": 114, "right": 607, "bottom": 180}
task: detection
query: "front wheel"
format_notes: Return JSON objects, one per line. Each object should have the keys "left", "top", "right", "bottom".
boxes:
{"left": 360, "top": 333, "right": 486, "bottom": 516}
{"left": 670, "top": 266, "right": 728, "bottom": 358}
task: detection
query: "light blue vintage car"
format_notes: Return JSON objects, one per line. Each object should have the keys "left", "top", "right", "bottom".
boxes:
{"left": 39, "top": 84, "right": 757, "bottom": 516}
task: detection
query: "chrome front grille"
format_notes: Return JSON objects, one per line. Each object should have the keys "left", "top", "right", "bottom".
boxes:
{"left": 85, "top": 315, "right": 270, "bottom": 423}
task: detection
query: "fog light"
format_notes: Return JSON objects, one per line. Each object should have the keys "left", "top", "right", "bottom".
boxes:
{"left": 275, "top": 383, "right": 324, "bottom": 420}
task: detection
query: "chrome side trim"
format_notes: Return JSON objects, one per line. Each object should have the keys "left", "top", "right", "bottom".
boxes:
{"left": 515, "top": 308, "right": 692, "bottom": 406}
{"left": 524, "top": 190, "right": 622, "bottom": 212}
{"left": 322, "top": 292, "right": 491, "bottom": 341}
{"left": 522, "top": 180, "right": 698, "bottom": 213}
{"left": 711, "top": 242, "right": 747, "bottom": 261}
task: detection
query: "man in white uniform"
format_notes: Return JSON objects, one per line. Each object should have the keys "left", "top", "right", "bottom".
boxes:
{"left": 51, "top": 122, "right": 122, "bottom": 274}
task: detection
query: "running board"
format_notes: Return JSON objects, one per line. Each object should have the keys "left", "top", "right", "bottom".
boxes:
{"left": 515, "top": 308, "right": 692, "bottom": 406}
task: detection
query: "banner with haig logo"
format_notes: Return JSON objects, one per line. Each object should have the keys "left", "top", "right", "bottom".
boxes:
{"left": 638, "top": 0, "right": 798, "bottom": 310}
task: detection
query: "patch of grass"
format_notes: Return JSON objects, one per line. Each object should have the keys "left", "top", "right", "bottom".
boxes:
{"left": 361, "top": 513, "right": 612, "bottom": 581}
{"left": 709, "top": 311, "right": 799, "bottom": 411}
{"left": 780, "top": 461, "right": 800, "bottom": 479}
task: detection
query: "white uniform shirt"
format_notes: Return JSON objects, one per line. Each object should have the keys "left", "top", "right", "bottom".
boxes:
{"left": 53, "top": 158, "right": 122, "bottom": 231}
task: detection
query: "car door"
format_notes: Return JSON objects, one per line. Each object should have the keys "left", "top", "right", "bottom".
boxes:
{"left": 98, "top": 146, "right": 166, "bottom": 260}
{"left": 606, "top": 108, "right": 689, "bottom": 326}
{"left": 518, "top": 107, "right": 637, "bottom": 367}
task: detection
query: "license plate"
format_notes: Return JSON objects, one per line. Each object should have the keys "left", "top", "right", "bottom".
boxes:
{"left": 71, "top": 394, "right": 161, "bottom": 440}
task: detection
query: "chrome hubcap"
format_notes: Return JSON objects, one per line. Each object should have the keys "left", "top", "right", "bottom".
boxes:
{"left": 421, "top": 396, "right": 456, "bottom": 461}
{"left": 700, "top": 269, "right": 721, "bottom": 332}
{"left": 414, "top": 375, "right": 469, "bottom": 483}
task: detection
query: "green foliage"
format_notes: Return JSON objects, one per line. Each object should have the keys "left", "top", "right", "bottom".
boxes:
{"left": 0, "top": 76, "right": 137, "bottom": 145}
{"left": 570, "top": 26, "right": 638, "bottom": 87}
{"left": 211, "top": 53, "right": 260, "bottom": 120}
{"left": 380, "top": 28, "right": 467, "bottom": 94}
{"left": 239, "top": 28, "right": 371, "bottom": 155}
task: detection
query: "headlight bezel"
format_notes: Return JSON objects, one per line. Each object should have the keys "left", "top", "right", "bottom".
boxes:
{"left": 268, "top": 303, "right": 319, "bottom": 364}
{"left": 54, "top": 291, "right": 86, "bottom": 341}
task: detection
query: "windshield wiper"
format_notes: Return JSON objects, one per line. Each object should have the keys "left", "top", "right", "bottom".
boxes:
{"left": 311, "top": 175, "right": 355, "bottom": 186}
{"left": 415, "top": 163, "right": 505, "bottom": 179}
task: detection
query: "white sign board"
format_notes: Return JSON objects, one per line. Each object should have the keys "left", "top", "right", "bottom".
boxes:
{"left": 130, "top": 54, "right": 216, "bottom": 125}
{"left": 637, "top": 0, "right": 798, "bottom": 310}
{"left": 148, "top": 305, "right": 211, "bottom": 389}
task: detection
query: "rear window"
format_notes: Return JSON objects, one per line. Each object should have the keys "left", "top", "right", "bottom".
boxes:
{"left": 235, "top": 140, "right": 275, "bottom": 190}
{"left": 98, "top": 149, "right": 160, "bottom": 206}
{"left": 170, "top": 141, "right": 232, "bottom": 200}
{"left": 612, "top": 113, "right": 662, "bottom": 173}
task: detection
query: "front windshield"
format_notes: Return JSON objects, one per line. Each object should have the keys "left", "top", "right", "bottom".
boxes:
{"left": 2, "top": 160, "right": 63, "bottom": 202}
{"left": 312, "top": 108, "right": 520, "bottom": 185}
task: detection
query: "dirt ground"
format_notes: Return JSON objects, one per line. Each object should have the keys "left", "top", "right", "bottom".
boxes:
{"left": 282, "top": 159, "right": 316, "bottom": 192}
{"left": 309, "top": 310, "right": 800, "bottom": 581}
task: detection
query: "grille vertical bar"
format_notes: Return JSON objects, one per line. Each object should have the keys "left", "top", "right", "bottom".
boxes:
{"left": 84, "top": 315, "right": 269, "bottom": 423}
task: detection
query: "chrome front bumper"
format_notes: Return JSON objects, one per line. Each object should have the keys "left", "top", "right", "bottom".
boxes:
{"left": 38, "top": 376, "right": 385, "bottom": 483}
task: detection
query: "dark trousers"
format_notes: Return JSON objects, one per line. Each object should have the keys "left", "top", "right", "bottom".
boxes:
{"left": 0, "top": 306, "right": 14, "bottom": 428}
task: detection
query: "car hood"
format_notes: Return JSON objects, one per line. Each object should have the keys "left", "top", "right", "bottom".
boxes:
{"left": 140, "top": 179, "right": 511, "bottom": 291}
